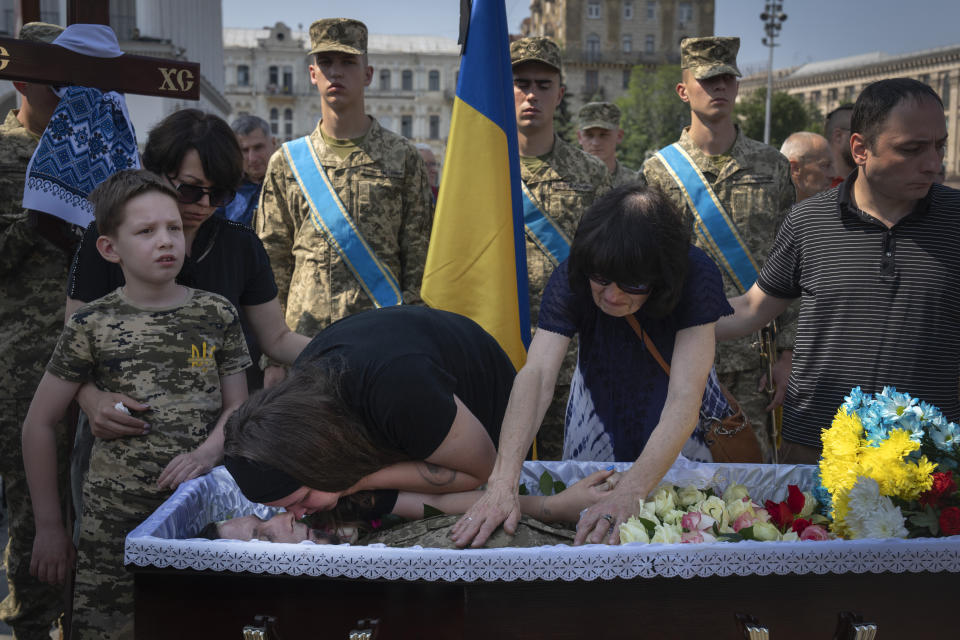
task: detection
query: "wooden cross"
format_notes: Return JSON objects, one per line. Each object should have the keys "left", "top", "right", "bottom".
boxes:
{"left": 0, "top": 0, "right": 199, "bottom": 100}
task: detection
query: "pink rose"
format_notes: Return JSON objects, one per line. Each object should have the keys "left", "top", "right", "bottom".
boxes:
{"left": 681, "top": 511, "right": 715, "bottom": 531}
{"left": 799, "top": 524, "right": 829, "bottom": 541}
{"left": 732, "top": 511, "right": 756, "bottom": 533}
{"left": 754, "top": 507, "right": 771, "bottom": 523}
{"left": 681, "top": 531, "right": 704, "bottom": 544}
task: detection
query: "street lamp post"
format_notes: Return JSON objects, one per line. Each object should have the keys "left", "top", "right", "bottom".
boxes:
{"left": 760, "top": 2, "right": 787, "bottom": 145}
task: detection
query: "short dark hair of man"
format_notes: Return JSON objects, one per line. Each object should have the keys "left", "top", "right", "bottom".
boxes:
{"left": 89, "top": 169, "right": 178, "bottom": 237}
{"left": 231, "top": 114, "right": 271, "bottom": 138}
{"left": 823, "top": 103, "right": 853, "bottom": 139}
{"left": 568, "top": 184, "right": 692, "bottom": 318}
{"left": 141, "top": 108, "right": 243, "bottom": 191}
{"left": 852, "top": 78, "right": 943, "bottom": 149}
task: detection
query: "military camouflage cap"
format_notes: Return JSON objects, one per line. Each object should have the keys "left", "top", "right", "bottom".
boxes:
{"left": 309, "top": 18, "right": 367, "bottom": 56}
{"left": 681, "top": 36, "right": 741, "bottom": 80}
{"left": 510, "top": 36, "right": 562, "bottom": 73}
{"left": 19, "top": 21, "right": 64, "bottom": 44}
{"left": 578, "top": 102, "right": 622, "bottom": 131}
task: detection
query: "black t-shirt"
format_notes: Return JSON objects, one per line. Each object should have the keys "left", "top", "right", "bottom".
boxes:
{"left": 67, "top": 215, "right": 278, "bottom": 308}
{"left": 294, "top": 306, "right": 516, "bottom": 460}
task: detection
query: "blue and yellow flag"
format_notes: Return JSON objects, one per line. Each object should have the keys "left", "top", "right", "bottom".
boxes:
{"left": 421, "top": 0, "right": 530, "bottom": 370}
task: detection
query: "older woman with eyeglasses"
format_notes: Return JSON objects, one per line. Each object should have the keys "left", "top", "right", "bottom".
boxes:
{"left": 65, "top": 109, "right": 309, "bottom": 489}
{"left": 451, "top": 184, "right": 734, "bottom": 548}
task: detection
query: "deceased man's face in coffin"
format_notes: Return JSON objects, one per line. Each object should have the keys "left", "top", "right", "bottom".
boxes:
{"left": 216, "top": 511, "right": 344, "bottom": 544}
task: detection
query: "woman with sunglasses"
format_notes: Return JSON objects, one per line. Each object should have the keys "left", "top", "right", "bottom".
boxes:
{"left": 65, "top": 109, "right": 309, "bottom": 488}
{"left": 451, "top": 183, "right": 733, "bottom": 548}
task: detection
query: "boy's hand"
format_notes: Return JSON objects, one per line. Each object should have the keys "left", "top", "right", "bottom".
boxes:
{"left": 30, "top": 526, "right": 75, "bottom": 585}
{"left": 157, "top": 446, "right": 218, "bottom": 490}
{"left": 77, "top": 387, "right": 149, "bottom": 439}
{"left": 545, "top": 468, "right": 615, "bottom": 522}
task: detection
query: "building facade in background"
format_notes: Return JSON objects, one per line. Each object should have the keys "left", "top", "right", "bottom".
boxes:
{"left": 0, "top": 0, "right": 230, "bottom": 142}
{"left": 521, "top": 0, "right": 714, "bottom": 112}
{"left": 223, "top": 22, "right": 459, "bottom": 159}
{"left": 739, "top": 44, "right": 960, "bottom": 177}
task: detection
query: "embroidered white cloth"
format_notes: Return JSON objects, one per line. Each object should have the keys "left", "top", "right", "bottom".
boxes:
{"left": 125, "top": 460, "right": 960, "bottom": 581}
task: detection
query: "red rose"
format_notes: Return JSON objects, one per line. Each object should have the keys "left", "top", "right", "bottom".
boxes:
{"left": 920, "top": 472, "right": 957, "bottom": 507}
{"left": 787, "top": 485, "right": 806, "bottom": 514}
{"left": 791, "top": 518, "right": 811, "bottom": 534}
{"left": 939, "top": 506, "right": 960, "bottom": 536}
{"left": 764, "top": 500, "right": 794, "bottom": 530}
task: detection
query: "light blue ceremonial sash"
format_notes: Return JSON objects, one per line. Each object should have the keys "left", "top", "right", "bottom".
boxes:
{"left": 655, "top": 143, "right": 761, "bottom": 293}
{"left": 521, "top": 182, "right": 571, "bottom": 266}
{"left": 282, "top": 136, "right": 403, "bottom": 308}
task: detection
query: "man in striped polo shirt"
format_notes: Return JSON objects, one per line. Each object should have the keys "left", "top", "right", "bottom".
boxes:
{"left": 717, "top": 78, "right": 958, "bottom": 463}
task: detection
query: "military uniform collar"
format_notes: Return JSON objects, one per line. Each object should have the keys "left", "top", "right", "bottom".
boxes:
{"left": 677, "top": 124, "right": 746, "bottom": 182}
{"left": 522, "top": 133, "right": 572, "bottom": 184}
{"left": 311, "top": 116, "right": 385, "bottom": 168}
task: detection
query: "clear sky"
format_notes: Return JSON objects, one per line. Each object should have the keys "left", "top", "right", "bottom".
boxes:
{"left": 222, "top": 0, "right": 960, "bottom": 72}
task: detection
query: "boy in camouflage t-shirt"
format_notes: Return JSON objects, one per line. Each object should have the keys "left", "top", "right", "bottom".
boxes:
{"left": 22, "top": 170, "right": 251, "bottom": 640}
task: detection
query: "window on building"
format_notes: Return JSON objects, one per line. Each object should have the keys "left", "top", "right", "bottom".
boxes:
{"left": 380, "top": 69, "right": 391, "bottom": 91}
{"left": 647, "top": 0, "right": 656, "bottom": 19}
{"left": 269, "top": 108, "right": 278, "bottom": 135}
{"left": 284, "top": 108, "right": 293, "bottom": 137}
{"left": 109, "top": 0, "right": 136, "bottom": 40}
{"left": 624, "top": 0, "right": 634, "bottom": 19}
{"left": 810, "top": 90, "right": 821, "bottom": 106}
{"left": 585, "top": 69, "right": 599, "bottom": 95}
{"left": 429, "top": 70, "right": 441, "bottom": 91}
{"left": 237, "top": 65, "right": 249, "bottom": 86}
{"left": 430, "top": 115, "right": 440, "bottom": 139}
{"left": 827, "top": 87, "right": 838, "bottom": 102}
{"left": 401, "top": 115, "right": 413, "bottom": 138}
{"left": 402, "top": 70, "right": 414, "bottom": 91}
{"left": 623, "top": 68, "right": 632, "bottom": 89}
{"left": 622, "top": 35, "right": 632, "bottom": 53}
{"left": 282, "top": 66, "right": 293, "bottom": 94}
{"left": 920, "top": 73, "right": 931, "bottom": 86}
{"left": 645, "top": 34, "right": 655, "bottom": 53}
{"left": 845, "top": 85, "right": 856, "bottom": 101}
{"left": 586, "top": 34, "right": 601, "bottom": 61}
{"left": 268, "top": 65, "right": 279, "bottom": 90}
{"left": 942, "top": 76, "right": 951, "bottom": 109}
{"left": 677, "top": 2, "right": 693, "bottom": 24}
{"left": 587, "top": 0, "right": 601, "bottom": 19}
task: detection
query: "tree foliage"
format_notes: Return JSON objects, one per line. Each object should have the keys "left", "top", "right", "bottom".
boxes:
{"left": 734, "top": 88, "right": 823, "bottom": 149}
{"left": 616, "top": 64, "right": 689, "bottom": 169}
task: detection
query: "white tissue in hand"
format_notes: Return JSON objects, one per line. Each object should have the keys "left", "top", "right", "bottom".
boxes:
{"left": 114, "top": 402, "right": 131, "bottom": 415}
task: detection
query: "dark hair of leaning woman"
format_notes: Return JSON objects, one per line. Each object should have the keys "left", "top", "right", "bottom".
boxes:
{"left": 223, "top": 366, "right": 407, "bottom": 495}
{"left": 141, "top": 108, "right": 243, "bottom": 190}
{"left": 567, "top": 184, "right": 691, "bottom": 318}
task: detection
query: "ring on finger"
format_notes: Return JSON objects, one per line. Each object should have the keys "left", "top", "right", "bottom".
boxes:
{"left": 601, "top": 514, "right": 614, "bottom": 524}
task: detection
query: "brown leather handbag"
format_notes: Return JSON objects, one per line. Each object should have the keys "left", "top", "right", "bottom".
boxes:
{"left": 625, "top": 315, "right": 763, "bottom": 464}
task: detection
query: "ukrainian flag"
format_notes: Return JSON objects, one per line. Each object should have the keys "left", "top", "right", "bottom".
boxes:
{"left": 421, "top": 0, "right": 530, "bottom": 370}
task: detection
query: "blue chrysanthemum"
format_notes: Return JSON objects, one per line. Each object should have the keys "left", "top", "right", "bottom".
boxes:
{"left": 843, "top": 387, "right": 870, "bottom": 413}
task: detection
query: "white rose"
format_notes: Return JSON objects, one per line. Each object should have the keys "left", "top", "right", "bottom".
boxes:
{"left": 653, "top": 487, "right": 677, "bottom": 519}
{"left": 651, "top": 522, "right": 683, "bottom": 544}
{"left": 638, "top": 500, "right": 659, "bottom": 523}
{"left": 722, "top": 483, "right": 750, "bottom": 504}
{"left": 661, "top": 508, "right": 686, "bottom": 526}
{"left": 780, "top": 530, "right": 800, "bottom": 542}
{"left": 619, "top": 518, "right": 650, "bottom": 544}
{"left": 677, "top": 485, "right": 706, "bottom": 508}
{"left": 800, "top": 491, "right": 817, "bottom": 518}
{"left": 700, "top": 496, "right": 727, "bottom": 524}
{"left": 726, "top": 498, "right": 755, "bottom": 521}
{"left": 752, "top": 521, "right": 781, "bottom": 541}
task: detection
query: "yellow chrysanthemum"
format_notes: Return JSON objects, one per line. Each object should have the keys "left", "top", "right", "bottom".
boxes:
{"left": 820, "top": 408, "right": 863, "bottom": 498}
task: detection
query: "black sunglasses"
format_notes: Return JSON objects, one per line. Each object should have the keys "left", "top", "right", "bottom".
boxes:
{"left": 170, "top": 180, "right": 235, "bottom": 208}
{"left": 589, "top": 274, "right": 652, "bottom": 296}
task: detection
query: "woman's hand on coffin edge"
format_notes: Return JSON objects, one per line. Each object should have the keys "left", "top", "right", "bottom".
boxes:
{"left": 77, "top": 384, "right": 149, "bottom": 439}
{"left": 156, "top": 445, "right": 218, "bottom": 490}
{"left": 574, "top": 488, "right": 640, "bottom": 546}
{"left": 449, "top": 477, "right": 521, "bottom": 548}
{"left": 30, "top": 524, "right": 75, "bottom": 585}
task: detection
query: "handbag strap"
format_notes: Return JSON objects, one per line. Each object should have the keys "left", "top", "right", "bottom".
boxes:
{"left": 624, "top": 315, "right": 671, "bottom": 377}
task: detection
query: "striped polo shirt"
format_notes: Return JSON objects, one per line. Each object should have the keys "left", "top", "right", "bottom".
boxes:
{"left": 756, "top": 176, "right": 960, "bottom": 448}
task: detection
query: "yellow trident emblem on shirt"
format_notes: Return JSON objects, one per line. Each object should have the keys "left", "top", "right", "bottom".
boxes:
{"left": 190, "top": 342, "right": 216, "bottom": 372}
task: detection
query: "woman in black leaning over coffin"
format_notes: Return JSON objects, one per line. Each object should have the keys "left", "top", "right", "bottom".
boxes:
{"left": 66, "top": 109, "right": 309, "bottom": 488}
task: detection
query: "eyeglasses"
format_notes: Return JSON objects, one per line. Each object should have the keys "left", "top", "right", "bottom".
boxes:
{"left": 589, "top": 274, "right": 652, "bottom": 295}
{"left": 169, "top": 180, "right": 235, "bottom": 208}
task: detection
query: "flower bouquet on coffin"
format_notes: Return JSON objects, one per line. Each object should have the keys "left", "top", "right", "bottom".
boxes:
{"left": 819, "top": 387, "right": 960, "bottom": 539}
{"left": 618, "top": 482, "right": 830, "bottom": 544}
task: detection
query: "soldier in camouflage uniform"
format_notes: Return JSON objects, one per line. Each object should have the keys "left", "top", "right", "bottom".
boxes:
{"left": 255, "top": 18, "right": 433, "bottom": 368}
{"left": 21, "top": 172, "right": 251, "bottom": 640}
{"left": 0, "top": 21, "right": 73, "bottom": 640}
{"left": 642, "top": 37, "right": 795, "bottom": 460}
{"left": 511, "top": 37, "right": 611, "bottom": 459}
{"left": 576, "top": 102, "right": 640, "bottom": 187}
{"left": 362, "top": 514, "right": 574, "bottom": 548}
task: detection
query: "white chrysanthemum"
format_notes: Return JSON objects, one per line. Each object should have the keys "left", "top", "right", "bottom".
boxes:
{"left": 845, "top": 477, "right": 908, "bottom": 539}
